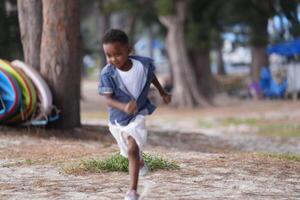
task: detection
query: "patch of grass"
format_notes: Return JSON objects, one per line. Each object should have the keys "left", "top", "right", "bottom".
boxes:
{"left": 143, "top": 153, "right": 179, "bottom": 171}
{"left": 222, "top": 118, "right": 300, "bottom": 137}
{"left": 81, "top": 154, "right": 128, "bottom": 173}
{"left": 198, "top": 120, "right": 214, "bottom": 128}
{"left": 258, "top": 124, "right": 300, "bottom": 137}
{"left": 25, "top": 159, "right": 39, "bottom": 165}
{"left": 258, "top": 152, "right": 300, "bottom": 162}
{"left": 64, "top": 153, "right": 179, "bottom": 174}
{"left": 222, "top": 118, "right": 259, "bottom": 126}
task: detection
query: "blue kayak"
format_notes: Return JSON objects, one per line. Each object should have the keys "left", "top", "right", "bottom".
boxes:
{"left": 0, "top": 68, "right": 22, "bottom": 122}
{"left": 0, "top": 96, "right": 4, "bottom": 115}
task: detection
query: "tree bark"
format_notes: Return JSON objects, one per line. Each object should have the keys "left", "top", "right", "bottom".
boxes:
{"left": 249, "top": 3, "right": 270, "bottom": 82}
{"left": 159, "top": 0, "right": 209, "bottom": 107}
{"left": 216, "top": 46, "right": 226, "bottom": 75}
{"left": 99, "top": 13, "right": 110, "bottom": 68}
{"left": 190, "top": 49, "right": 217, "bottom": 98}
{"left": 40, "top": 0, "right": 81, "bottom": 129}
{"left": 17, "top": 0, "right": 42, "bottom": 70}
{"left": 250, "top": 18, "right": 269, "bottom": 82}
{"left": 125, "top": 14, "right": 136, "bottom": 44}
{"left": 251, "top": 45, "right": 269, "bottom": 82}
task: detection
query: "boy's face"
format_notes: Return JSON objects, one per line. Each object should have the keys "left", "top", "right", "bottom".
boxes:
{"left": 103, "top": 42, "right": 130, "bottom": 70}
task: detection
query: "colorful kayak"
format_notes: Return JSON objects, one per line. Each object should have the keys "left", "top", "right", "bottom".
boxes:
{"left": 0, "top": 68, "right": 22, "bottom": 122}
{"left": 11, "top": 60, "right": 53, "bottom": 115}
{"left": 0, "top": 96, "right": 4, "bottom": 115}
{"left": 0, "top": 59, "right": 37, "bottom": 123}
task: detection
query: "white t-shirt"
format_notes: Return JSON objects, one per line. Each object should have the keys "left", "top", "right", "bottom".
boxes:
{"left": 117, "top": 58, "right": 145, "bottom": 99}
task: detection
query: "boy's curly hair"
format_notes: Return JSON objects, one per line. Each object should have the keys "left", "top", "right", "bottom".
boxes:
{"left": 102, "top": 29, "right": 129, "bottom": 45}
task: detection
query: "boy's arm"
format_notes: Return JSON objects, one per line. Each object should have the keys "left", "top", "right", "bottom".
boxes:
{"left": 103, "top": 94, "right": 137, "bottom": 114}
{"left": 151, "top": 75, "right": 172, "bottom": 104}
{"left": 151, "top": 75, "right": 168, "bottom": 96}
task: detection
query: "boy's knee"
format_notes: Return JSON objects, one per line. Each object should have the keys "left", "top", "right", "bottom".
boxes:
{"left": 127, "top": 136, "right": 139, "bottom": 156}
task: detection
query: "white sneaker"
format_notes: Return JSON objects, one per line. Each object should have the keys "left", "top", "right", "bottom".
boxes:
{"left": 124, "top": 190, "right": 139, "bottom": 200}
{"left": 139, "top": 163, "right": 149, "bottom": 177}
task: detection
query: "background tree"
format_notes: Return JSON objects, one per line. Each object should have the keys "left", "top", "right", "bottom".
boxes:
{"left": 186, "top": 0, "right": 225, "bottom": 98}
{"left": 226, "top": 0, "right": 276, "bottom": 82}
{"left": 0, "top": 0, "right": 23, "bottom": 60}
{"left": 0, "top": 0, "right": 9, "bottom": 59}
{"left": 278, "top": 0, "right": 300, "bottom": 39}
{"left": 98, "top": 0, "right": 158, "bottom": 43}
{"left": 96, "top": 0, "right": 130, "bottom": 68}
{"left": 213, "top": 31, "right": 226, "bottom": 76}
{"left": 156, "top": 0, "right": 209, "bottom": 107}
{"left": 98, "top": 0, "right": 111, "bottom": 68}
{"left": 40, "top": 0, "right": 81, "bottom": 129}
{"left": 93, "top": 0, "right": 160, "bottom": 67}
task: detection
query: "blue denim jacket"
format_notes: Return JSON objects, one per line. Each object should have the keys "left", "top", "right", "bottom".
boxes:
{"left": 98, "top": 55, "right": 156, "bottom": 126}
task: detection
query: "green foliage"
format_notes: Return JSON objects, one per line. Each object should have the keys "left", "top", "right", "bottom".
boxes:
{"left": 185, "top": 21, "right": 210, "bottom": 50}
{"left": 78, "top": 153, "right": 179, "bottom": 173}
{"left": 98, "top": 0, "right": 157, "bottom": 23}
{"left": 154, "top": 0, "right": 174, "bottom": 16}
{"left": 223, "top": 0, "right": 276, "bottom": 46}
{"left": 143, "top": 153, "right": 179, "bottom": 171}
{"left": 185, "top": 0, "right": 226, "bottom": 50}
{"left": 99, "top": 0, "right": 138, "bottom": 15}
{"left": 81, "top": 154, "right": 129, "bottom": 173}
{"left": 97, "top": 0, "right": 159, "bottom": 33}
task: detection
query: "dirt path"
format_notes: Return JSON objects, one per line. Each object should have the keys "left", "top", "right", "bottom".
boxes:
{"left": 0, "top": 81, "right": 300, "bottom": 199}
{"left": 0, "top": 129, "right": 299, "bottom": 200}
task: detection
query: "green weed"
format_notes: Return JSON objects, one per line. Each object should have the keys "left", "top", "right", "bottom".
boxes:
{"left": 65, "top": 153, "right": 179, "bottom": 174}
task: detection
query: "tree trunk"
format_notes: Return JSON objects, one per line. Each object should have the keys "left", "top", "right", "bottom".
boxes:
{"left": 125, "top": 14, "right": 136, "bottom": 44}
{"left": 17, "top": 0, "right": 42, "bottom": 70}
{"left": 216, "top": 46, "right": 226, "bottom": 75}
{"left": 190, "top": 49, "right": 217, "bottom": 98}
{"left": 40, "top": 0, "right": 81, "bottom": 129}
{"left": 249, "top": 11, "right": 269, "bottom": 82}
{"left": 251, "top": 45, "right": 269, "bottom": 82}
{"left": 99, "top": 13, "right": 110, "bottom": 68}
{"left": 159, "top": 0, "right": 209, "bottom": 107}
{"left": 98, "top": 0, "right": 110, "bottom": 68}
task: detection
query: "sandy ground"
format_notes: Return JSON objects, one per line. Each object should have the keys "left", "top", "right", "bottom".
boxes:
{"left": 0, "top": 131, "right": 299, "bottom": 200}
{"left": 0, "top": 80, "right": 299, "bottom": 200}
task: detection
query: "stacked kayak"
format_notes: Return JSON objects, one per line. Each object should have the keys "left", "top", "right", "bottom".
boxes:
{"left": 0, "top": 59, "right": 58, "bottom": 125}
{"left": 0, "top": 68, "right": 22, "bottom": 122}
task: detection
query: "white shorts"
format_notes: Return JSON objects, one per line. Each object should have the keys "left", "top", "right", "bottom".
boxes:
{"left": 108, "top": 115, "right": 147, "bottom": 158}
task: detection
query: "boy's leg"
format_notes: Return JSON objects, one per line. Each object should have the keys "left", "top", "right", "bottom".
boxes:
{"left": 127, "top": 136, "right": 140, "bottom": 191}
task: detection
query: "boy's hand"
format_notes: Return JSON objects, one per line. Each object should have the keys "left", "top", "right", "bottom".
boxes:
{"left": 161, "top": 92, "right": 172, "bottom": 104}
{"left": 124, "top": 100, "right": 137, "bottom": 114}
